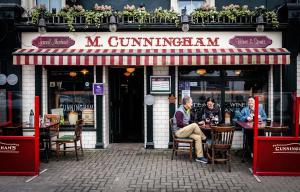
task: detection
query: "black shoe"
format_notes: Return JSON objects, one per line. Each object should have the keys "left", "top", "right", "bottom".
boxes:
{"left": 195, "top": 157, "right": 208, "bottom": 164}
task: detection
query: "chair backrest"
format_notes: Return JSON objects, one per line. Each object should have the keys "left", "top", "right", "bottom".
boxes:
{"left": 211, "top": 125, "right": 235, "bottom": 149}
{"left": 44, "top": 114, "right": 60, "bottom": 123}
{"left": 75, "top": 119, "right": 83, "bottom": 140}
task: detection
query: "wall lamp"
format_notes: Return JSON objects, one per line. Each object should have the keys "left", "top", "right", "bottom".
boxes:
{"left": 181, "top": 7, "right": 189, "bottom": 32}
{"left": 109, "top": 14, "right": 117, "bottom": 32}
{"left": 256, "top": 15, "right": 265, "bottom": 32}
{"left": 38, "top": 10, "right": 47, "bottom": 34}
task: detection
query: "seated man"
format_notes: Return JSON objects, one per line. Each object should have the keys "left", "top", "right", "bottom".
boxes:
{"left": 172, "top": 96, "right": 207, "bottom": 163}
{"left": 240, "top": 96, "right": 267, "bottom": 122}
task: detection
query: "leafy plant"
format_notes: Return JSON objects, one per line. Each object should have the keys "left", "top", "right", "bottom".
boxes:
{"left": 153, "top": 7, "right": 180, "bottom": 26}
{"left": 121, "top": 4, "right": 150, "bottom": 25}
{"left": 57, "top": 5, "right": 85, "bottom": 32}
{"left": 31, "top": 4, "right": 50, "bottom": 24}
{"left": 191, "top": 3, "right": 218, "bottom": 22}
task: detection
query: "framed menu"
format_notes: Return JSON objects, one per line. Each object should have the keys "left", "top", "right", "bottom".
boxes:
{"left": 150, "top": 76, "right": 171, "bottom": 94}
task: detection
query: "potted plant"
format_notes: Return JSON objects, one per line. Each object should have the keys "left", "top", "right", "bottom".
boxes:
{"left": 31, "top": 4, "right": 51, "bottom": 24}
{"left": 153, "top": 7, "right": 179, "bottom": 26}
{"left": 190, "top": 3, "right": 218, "bottom": 23}
{"left": 57, "top": 5, "right": 85, "bottom": 32}
{"left": 84, "top": 4, "right": 112, "bottom": 28}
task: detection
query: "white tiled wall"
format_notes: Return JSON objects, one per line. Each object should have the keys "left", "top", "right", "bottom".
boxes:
{"left": 268, "top": 65, "right": 273, "bottom": 120}
{"left": 152, "top": 67, "right": 169, "bottom": 148}
{"left": 22, "top": 66, "right": 35, "bottom": 122}
{"left": 42, "top": 67, "right": 48, "bottom": 115}
{"left": 103, "top": 67, "right": 110, "bottom": 148}
{"left": 231, "top": 130, "right": 243, "bottom": 149}
{"left": 60, "top": 131, "right": 96, "bottom": 148}
{"left": 297, "top": 54, "right": 300, "bottom": 96}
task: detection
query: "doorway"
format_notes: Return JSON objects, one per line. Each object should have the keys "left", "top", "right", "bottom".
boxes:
{"left": 109, "top": 67, "right": 144, "bottom": 143}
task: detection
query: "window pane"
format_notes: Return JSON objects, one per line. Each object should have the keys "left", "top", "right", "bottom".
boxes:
{"left": 50, "top": 0, "right": 61, "bottom": 11}
{"left": 48, "top": 67, "right": 94, "bottom": 127}
{"left": 178, "top": 0, "right": 204, "bottom": 14}
{"left": 37, "top": 0, "right": 49, "bottom": 9}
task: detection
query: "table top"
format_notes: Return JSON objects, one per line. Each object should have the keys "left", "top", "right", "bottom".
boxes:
{"left": 235, "top": 121, "right": 281, "bottom": 130}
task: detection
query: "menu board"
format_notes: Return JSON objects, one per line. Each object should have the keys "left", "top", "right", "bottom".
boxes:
{"left": 150, "top": 76, "right": 171, "bottom": 94}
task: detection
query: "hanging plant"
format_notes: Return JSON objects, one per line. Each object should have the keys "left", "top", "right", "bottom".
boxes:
{"left": 31, "top": 4, "right": 50, "bottom": 24}
{"left": 121, "top": 4, "right": 150, "bottom": 25}
{"left": 153, "top": 7, "right": 180, "bottom": 26}
{"left": 57, "top": 5, "right": 85, "bottom": 32}
{"left": 191, "top": 3, "right": 218, "bottom": 22}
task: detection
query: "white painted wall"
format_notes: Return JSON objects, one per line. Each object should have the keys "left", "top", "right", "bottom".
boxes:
{"left": 22, "top": 66, "right": 35, "bottom": 123}
{"left": 103, "top": 67, "right": 110, "bottom": 148}
{"left": 152, "top": 67, "right": 170, "bottom": 149}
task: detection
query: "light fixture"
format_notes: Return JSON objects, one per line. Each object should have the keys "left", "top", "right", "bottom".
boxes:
{"left": 235, "top": 70, "right": 241, "bottom": 75}
{"left": 256, "top": 15, "right": 265, "bottom": 32}
{"left": 69, "top": 71, "right": 77, "bottom": 77}
{"left": 196, "top": 69, "right": 206, "bottom": 75}
{"left": 38, "top": 9, "right": 47, "bottom": 34}
{"left": 109, "top": 14, "right": 117, "bottom": 32}
{"left": 81, "top": 69, "right": 89, "bottom": 75}
{"left": 126, "top": 67, "right": 135, "bottom": 73}
{"left": 181, "top": 7, "right": 189, "bottom": 32}
{"left": 124, "top": 72, "right": 131, "bottom": 77}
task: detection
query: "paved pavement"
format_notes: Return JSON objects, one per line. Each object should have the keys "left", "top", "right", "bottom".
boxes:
{"left": 1, "top": 144, "right": 300, "bottom": 192}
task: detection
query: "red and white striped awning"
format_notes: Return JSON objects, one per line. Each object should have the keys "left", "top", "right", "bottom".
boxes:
{"left": 12, "top": 48, "right": 290, "bottom": 66}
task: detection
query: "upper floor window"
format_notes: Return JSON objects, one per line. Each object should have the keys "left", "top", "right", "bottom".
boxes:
{"left": 36, "top": 0, "right": 62, "bottom": 11}
{"left": 178, "top": 0, "right": 205, "bottom": 14}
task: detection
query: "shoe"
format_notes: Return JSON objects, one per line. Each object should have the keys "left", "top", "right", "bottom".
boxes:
{"left": 195, "top": 157, "right": 208, "bottom": 164}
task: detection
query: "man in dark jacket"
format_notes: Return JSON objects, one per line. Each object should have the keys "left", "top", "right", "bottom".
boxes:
{"left": 173, "top": 96, "right": 207, "bottom": 163}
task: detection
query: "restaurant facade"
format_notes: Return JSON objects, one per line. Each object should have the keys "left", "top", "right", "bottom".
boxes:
{"left": 1, "top": 0, "right": 300, "bottom": 150}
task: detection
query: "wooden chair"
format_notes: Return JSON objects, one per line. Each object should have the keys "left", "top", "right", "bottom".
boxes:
{"left": 207, "top": 125, "right": 235, "bottom": 172}
{"left": 55, "top": 119, "right": 84, "bottom": 161}
{"left": 264, "top": 125, "right": 289, "bottom": 136}
{"left": 44, "top": 114, "right": 61, "bottom": 150}
{"left": 170, "top": 118, "right": 195, "bottom": 162}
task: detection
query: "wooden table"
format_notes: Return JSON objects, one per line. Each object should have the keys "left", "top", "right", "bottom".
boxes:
{"left": 235, "top": 121, "right": 281, "bottom": 162}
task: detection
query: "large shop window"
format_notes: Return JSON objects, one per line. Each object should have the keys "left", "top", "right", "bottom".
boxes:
{"left": 178, "top": 66, "right": 269, "bottom": 124}
{"left": 48, "top": 67, "right": 94, "bottom": 128}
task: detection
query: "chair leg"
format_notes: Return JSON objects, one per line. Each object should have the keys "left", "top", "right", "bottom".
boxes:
{"left": 228, "top": 150, "right": 231, "bottom": 172}
{"left": 171, "top": 143, "right": 175, "bottom": 160}
{"left": 212, "top": 149, "right": 215, "bottom": 172}
{"left": 63, "top": 143, "right": 66, "bottom": 156}
{"left": 189, "top": 144, "right": 192, "bottom": 162}
{"left": 80, "top": 138, "right": 84, "bottom": 156}
{"left": 56, "top": 142, "right": 60, "bottom": 161}
{"left": 75, "top": 141, "right": 79, "bottom": 161}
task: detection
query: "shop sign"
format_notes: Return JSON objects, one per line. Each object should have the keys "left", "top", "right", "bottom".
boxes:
{"left": 0, "top": 142, "right": 20, "bottom": 154}
{"left": 229, "top": 36, "right": 272, "bottom": 48}
{"left": 93, "top": 83, "right": 104, "bottom": 95}
{"left": 272, "top": 143, "right": 300, "bottom": 154}
{"left": 150, "top": 76, "right": 171, "bottom": 94}
{"left": 32, "top": 36, "right": 75, "bottom": 48}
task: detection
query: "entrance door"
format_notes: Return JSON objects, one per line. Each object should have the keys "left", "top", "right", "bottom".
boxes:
{"left": 109, "top": 68, "right": 144, "bottom": 143}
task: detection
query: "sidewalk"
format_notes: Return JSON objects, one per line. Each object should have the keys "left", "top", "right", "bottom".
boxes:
{"left": 0, "top": 143, "right": 300, "bottom": 192}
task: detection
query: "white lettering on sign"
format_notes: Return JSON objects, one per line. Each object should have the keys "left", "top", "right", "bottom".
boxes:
{"left": 0, "top": 142, "right": 20, "bottom": 154}
{"left": 273, "top": 143, "right": 300, "bottom": 154}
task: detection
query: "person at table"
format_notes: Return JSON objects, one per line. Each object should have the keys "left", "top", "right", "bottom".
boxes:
{"left": 199, "top": 97, "right": 222, "bottom": 125}
{"left": 172, "top": 96, "right": 208, "bottom": 163}
{"left": 240, "top": 96, "right": 267, "bottom": 122}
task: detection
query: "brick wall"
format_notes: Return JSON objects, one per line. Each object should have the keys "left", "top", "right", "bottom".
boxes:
{"left": 152, "top": 67, "right": 169, "bottom": 148}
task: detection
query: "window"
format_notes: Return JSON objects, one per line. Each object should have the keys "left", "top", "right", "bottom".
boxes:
{"left": 48, "top": 67, "right": 94, "bottom": 128}
{"left": 36, "top": 0, "right": 62, "bottom": 11}
{"left": 178, "top": 0, "right": 205, "bottom": 14}
{"left": 178, "top": 66, "right": 269, "bottom": 124}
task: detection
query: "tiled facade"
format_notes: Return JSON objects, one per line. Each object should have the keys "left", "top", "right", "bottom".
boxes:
{"left": 22, "top": 65, "right": 35, "bottom": 122}
{"left": 152, "top": 67, "right": 169, "bottom": 149}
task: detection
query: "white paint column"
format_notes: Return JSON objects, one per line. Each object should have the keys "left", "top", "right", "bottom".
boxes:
{"left": 268, "top": 65, "right": 274, "bottom": 120}
{"left": 42, "top": 67, "right": 48, "bottom": 116}
{"left": 152, "top": 66, "right": 169, "bottom": 148}
{"left": 22, "top": 66, "right": 35, "bottom": 122}
{"left": 102, "top": 66, "right": 110, "bottom": 148}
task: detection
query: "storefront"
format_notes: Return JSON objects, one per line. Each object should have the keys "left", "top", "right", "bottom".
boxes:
{"left": 12, "top": 31, "right": 290, "bottom": 149}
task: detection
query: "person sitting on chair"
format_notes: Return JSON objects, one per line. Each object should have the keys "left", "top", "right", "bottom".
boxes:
{"left": 199, "top": 97, "right": 222, "bottom": 125}
{"left": 240, "top": 96, "right": 267, "bottom": 122}
{"left": 172, "top": 96, "right": 208, "bottom": 163}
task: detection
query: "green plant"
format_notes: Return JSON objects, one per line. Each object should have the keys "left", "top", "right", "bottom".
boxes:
{"left": 153, "top": 7, "right": 180, "bottom": 26}
{"left": 57, "top": 5, "right": 85, "bottom": 32}
{"left": 31, "top": 4, "right": 50, "bottom": 24}
{"left": 121, "top": 4, "right": 150, "bottom": 25}
{"left": 265, "top": 11, "right": 279, "bottom": 28}
{"left": 191, "top": 3, "right": 218, "bottom": 22}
